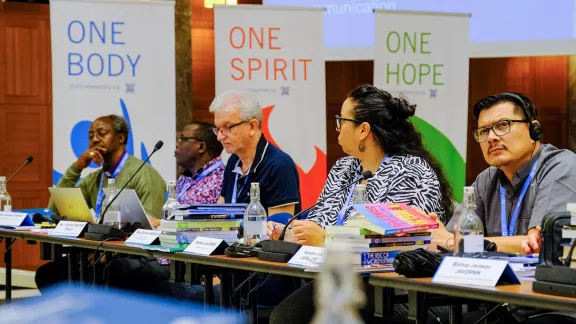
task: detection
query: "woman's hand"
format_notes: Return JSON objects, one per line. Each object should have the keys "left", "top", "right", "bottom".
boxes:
{"left": 292, "top": 220, "right": 325, "bottom": 247}
{"left": 411, "top": 206, "right": 452, "bottom": 247}
{"left": 266, "top": 221, "right": 295, "bottom": 242}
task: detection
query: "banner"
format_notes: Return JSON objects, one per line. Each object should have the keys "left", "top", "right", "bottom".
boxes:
{"left": 50, "top": 0, "right": 176, "bottom": 184}
{"left": 373, "top": 10, "right": 470, "bottom": 201}
{"left": 214, "top": 5, "right": 327, "bottom": 208}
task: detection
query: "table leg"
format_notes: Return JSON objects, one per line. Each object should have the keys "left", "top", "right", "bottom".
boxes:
{"left": 374, "top": 287, "right": 394, "bottom": 318}
{"left": 449, "top": 304, "right": 462, "bottom": 324}
{"left": 68, "top": 251, "right": 77, "bottom": 285}
{"left": 4, "top": 238, "right": 14, "bottom": 303}
{"left": 220, "top": 272, "right": 232, "bottom": 310}
{"left": 204, "top": 273, "right": 214, "bottom": 308}
{"left": 408, "top": 291, "right": 428, "bottom": 324}
{"left": 79, "top": 252, "right": 86, "bottom": 284}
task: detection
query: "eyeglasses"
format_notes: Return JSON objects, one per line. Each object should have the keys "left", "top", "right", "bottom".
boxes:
{"left": 176, "top": 136, "right": 202, "bottom": 144}
{"left": 335, "top": 115, "right": 362, "bottom": 132}
{"left": 473, "top": 119, "right": 529, "bottom": 143}
{"left": 212, "top": 121, "right": 247, "bottom": 136}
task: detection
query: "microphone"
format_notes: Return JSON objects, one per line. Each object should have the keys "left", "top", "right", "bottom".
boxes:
{"left": 7, "top": 156, "right": 33, "bottom": 183}
{"left": 99, "top": 140, "right": 163, "bottom": 224}
{"left": 258, "top": 170, "right": 373, "bottom": 261}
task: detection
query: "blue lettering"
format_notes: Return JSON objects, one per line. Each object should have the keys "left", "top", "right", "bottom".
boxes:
{"left": 68, "top": 53, "right": 83, "bottom": 76}
{"left": 67, "top": 20, "right": 85, "bottom": 44}
{"left": 111, "top": 22, "right": 125, "bottom": 45}
{"left": 87, "top": 53, "right": 104, "bottom": 76}
{"left": 108, "top": 54, "right": 124, "bottom": 77}
{"left": 127, "top": 55, "right": 141, "bottom": 77}
{"left": 89, "top": 21, "right": 106, "bottom": 44}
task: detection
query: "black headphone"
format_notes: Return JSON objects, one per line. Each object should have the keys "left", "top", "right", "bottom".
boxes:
{"left": 500, "top": 92, "right": 542, "bottom": 141}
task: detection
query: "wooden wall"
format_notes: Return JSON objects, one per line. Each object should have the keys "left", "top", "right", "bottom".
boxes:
{"left": 0, "top": 3, "right": 52, "bottom": 270}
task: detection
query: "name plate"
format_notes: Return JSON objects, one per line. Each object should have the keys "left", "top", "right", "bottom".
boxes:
{"left": 288, "top": 246, "right": 325, "bottom": 268}
{"left": 184, "top": 237, "right": 228, "bottom": 256}
{"left": 0, "top": 212, "right": 32, "bottom": 227}
{"left": 433, "top": 256, "right": 520, "bottom": 287}
{"left": 125, "top": 229, "right": 161, "bottom": 245}
{"left": 51, "top": 221, "right": 88, "bottom": 238}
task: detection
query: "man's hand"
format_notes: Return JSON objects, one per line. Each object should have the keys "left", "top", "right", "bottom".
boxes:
{"left": 74, "top": 147, "right": 107, "bottom": 169}
{"left": 266, "top": 221, "right": 295, "bottom": 242}
{"left": 147, "top": 216, "right": 161, "bottom": 229}
{"left": 292, "top": 220, "right": 325, "bottom": 247}
{"left": 521, "top": 226, "right": 541, "bottom": 254}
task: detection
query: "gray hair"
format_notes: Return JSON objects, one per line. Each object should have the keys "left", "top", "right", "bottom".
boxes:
{"left": 209, "top": 90, "right": 262, "bottom": 124}
{"left": 105, "top": 114, "right": 130, "bottom": 144}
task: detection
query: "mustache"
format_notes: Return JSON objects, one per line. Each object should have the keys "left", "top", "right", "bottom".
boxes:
{"left": 488, "top": 144, "right": 506, "bottom": 153}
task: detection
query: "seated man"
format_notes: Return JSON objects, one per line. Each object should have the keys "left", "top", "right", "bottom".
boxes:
{"left": 433, "top": 92, "right": 576, "bottom": 324}
{"left": 175, "top": 121, "right": 225, "bottom": 205}
{"left": 35, "top": 115, "right": 166, "bottom": 291}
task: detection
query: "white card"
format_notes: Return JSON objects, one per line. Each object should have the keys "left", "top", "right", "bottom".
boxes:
{"left": 51, "top": 221, "right": 88, "bottom": 237}
{"left": 288, "top": 246, "right": 326, "bottom": 268}
{"left": 0, "top": 212, "right": 29, "bottom": 227}
{"left": 184, "top": 237, "right": 225, "bottom": 256}
{"left": 433, "top": 256, "right": 509, "bottom": 287}
{"left": 125, "top": 229, "right": 161, "bottom": 245}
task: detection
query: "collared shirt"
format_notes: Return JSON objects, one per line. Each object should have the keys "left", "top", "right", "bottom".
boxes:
{"left": 221, "top": 134, "right": 301, "bottom": 212}
{"left": 176, "top": 156, "right": 225, "bottom": 205}
{"left": 103, "top": 151, "right": 127, "bottom": 178}
{"left": 307, "top": 155, "right": 446, "bottom": 228}
{"left": 473, "top": 144, "right": 576, "bottom": 237}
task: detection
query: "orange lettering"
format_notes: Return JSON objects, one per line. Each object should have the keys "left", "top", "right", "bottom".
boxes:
{"left": 300, "top": 59, "right": 311, "bottom": 80}
{"left": 249, "top": 27, "right": 264, "bottom": 49}
{"left": 231, "top": 58, "right": 244, "bottom": 80}
{"left": 248, "top": 59, "right": 262, "bottom": 80}
{"left": 269, "top": 27, "right": 280, "bottom": 49}
{"left": 230, "top": 26, "right": 245, "bottom": 49}
{"left": 274, "top": 59, "right": 287, "bottom": 80}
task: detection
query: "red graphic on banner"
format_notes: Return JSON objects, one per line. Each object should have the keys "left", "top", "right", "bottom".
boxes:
{"left": 261, "top": 105, "right": 327, "bottom": 209}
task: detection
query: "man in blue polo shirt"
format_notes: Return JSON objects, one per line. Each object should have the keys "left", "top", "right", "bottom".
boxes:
{"left": 211, "top": 90, "right": 301, "bottom": 215}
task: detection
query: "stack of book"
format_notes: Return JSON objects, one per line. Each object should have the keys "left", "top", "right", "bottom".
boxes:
{"left": 157, "top": 204, "right": 245, "bottom": 249}
{"left": 325, "top": 203, "right": 438, "bottom": 268}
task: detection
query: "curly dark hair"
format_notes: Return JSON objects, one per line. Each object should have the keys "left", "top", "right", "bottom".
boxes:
{"left": 348, "top": 84, "right": 455, "bottom": 219}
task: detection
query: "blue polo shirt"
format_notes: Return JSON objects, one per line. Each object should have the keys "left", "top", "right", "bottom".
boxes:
{"left": 221, "top": 134, "right": 301, "bottom": 213}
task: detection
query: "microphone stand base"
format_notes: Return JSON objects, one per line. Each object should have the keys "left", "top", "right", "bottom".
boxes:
{"left": 258, "top": 240, "right": 302, "bottom": 263}
{"left": 84, "top": 224, "right": 127, "bottom": 241}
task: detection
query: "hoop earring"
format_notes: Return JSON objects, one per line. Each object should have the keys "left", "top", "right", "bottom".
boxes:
{"left": 358, "top": 141, "right": 366, "bottom": 153}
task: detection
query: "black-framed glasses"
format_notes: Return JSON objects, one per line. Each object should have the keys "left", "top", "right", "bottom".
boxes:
{"left": 335, "top": 115, "right": 362, "bottom": 132}
{"left": 212, "top": 121, "right": 247, "bottom": 136}
{"left": 176, "top": 136, "right": 203, "bottom": 144}
{"left": 473, "top": 119, "right": 529, "bottom": 143}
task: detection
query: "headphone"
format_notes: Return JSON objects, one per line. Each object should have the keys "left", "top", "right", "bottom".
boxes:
{"left": 500, "top": 92, "right": 542, "bottom": 142}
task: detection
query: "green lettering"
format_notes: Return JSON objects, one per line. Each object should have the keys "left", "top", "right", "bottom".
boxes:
{"left": 420, "top": 32, "right": 431, "bottom": 54}
{"left": 433, "top": 64, "right": 444, "bottom": 85}
{"left": 386, "top": 31, "right": 400, "bottom": 53}
{"left": 419, "top": 64, "right": 431, "bottom": 85}
{"left": 387, "top": 63, "right": 400, "bottom": 84}
{"left": 402, "top": 63, "right": 416, "bottom": 85}
{"left": 403, "top": 32, "right": 417, "bottom": 53}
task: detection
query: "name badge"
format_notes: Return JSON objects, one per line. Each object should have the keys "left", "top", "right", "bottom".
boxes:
{"left": 288, "top": 246, "right": 326, "bottom": 268}
{"left": 51, "top": 221, "right": 88, "bottom": 238}
{"left": 0, "top": 212, "right": 34, "bottom": 227}
{"left": 184, "top": 237, "right": 229, "bottom": 256}
{"left": 125, "top": 229, "right": 161, "bottom": 245}
{"left": 433, "top": 256, "right": 520, "bottom": 287}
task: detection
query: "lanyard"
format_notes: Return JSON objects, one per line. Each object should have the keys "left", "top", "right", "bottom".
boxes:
{"left": 95, "top": 152, "right": 129, "bottom": 219}
{"left": 337, "top": 154, "right": 388, "bottom": 225}
{"left": 231, "top": 161, "right": 250, "bottom": 204}
{"left": 499, "top": 158, "right": 539, "bottom": 236}
{"left": 177, "top": 160, "right": 223, "bottom": 201}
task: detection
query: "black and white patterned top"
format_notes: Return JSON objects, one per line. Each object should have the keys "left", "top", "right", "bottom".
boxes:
{"left": 307, "top": 155, "right": 446, "bottom": 228}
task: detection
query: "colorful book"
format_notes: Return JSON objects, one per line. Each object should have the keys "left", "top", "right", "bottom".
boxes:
{"left": 350, "top": 203, "right": 439, "bottom": 235}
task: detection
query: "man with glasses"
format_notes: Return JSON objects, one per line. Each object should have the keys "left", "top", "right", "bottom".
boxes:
{"left": 211, "top": 90, "right": 301, "bottom": 215}
{"left": 174, "top": 121, "right": 225, "bottom": 205}
{"left": 434, "top": 93, "right": 576, "bottom": 255}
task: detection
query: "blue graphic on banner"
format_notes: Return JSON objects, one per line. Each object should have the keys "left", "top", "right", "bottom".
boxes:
{"left": 53, "top": 98, "right": 151, "bottom": 185}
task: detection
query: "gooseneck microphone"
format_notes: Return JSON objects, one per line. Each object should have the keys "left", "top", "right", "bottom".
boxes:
{"left": 99, "top": 141, "right": 164, "bottom": 224}
{"left": 259, "top": 170, "right": 373, "bottom": 261}
{"left": 278, "top": 170, "right": 373, "bottom": 241}
{"left": 7, "top": 156, "right": 33, "bottom": 183}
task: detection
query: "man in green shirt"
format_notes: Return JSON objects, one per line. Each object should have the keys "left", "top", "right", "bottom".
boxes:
{"left": 36, "top": 115, "right": 166, "bottom": 291}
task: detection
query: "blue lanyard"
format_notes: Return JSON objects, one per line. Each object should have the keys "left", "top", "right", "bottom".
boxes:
{"left": 336, "top": 154, "right": 388, "bottom": 225}
{"left": 231, "top": 161, "right": 250, "bottom": 204}
{"left": 95, "top": 152, "right": 129, "bottom": 219}
{"left": 177, "top": 160, "right": 223, "bottom": 201}
{"left": 499, "top": 158, "right": 540, "bottom": 236}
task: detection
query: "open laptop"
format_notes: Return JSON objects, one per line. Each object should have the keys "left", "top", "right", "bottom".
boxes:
{"left": 48, "top": 188, "right": 152, "bottom": 229}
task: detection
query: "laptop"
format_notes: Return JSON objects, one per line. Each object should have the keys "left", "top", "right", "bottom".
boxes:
{"left": 48, "top": 188, "right": 153, "bottom": 229}
{"left": 48, "top": 187, "right": 95, "bottom": 223}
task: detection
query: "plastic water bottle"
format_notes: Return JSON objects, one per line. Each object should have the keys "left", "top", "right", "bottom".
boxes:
{"left": 102, "top": 179, "right": 122, "bottom": 229}
{"left": 346, "top": 184, "right": 367, "bottom": 223}
{"left": 453, "top": 186, "right": 484, "bottom": 257}
{"left": 243, "top": 182, "right": 267, "bottom": 246}
{"left": 162, "top": 180, "right": 179, "bottom": 220}
{"left": 311, "top": 242, "right": 365, "bottom": 324}
{"left": 0, "top": 176, "right": 11, "bottom": 212}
